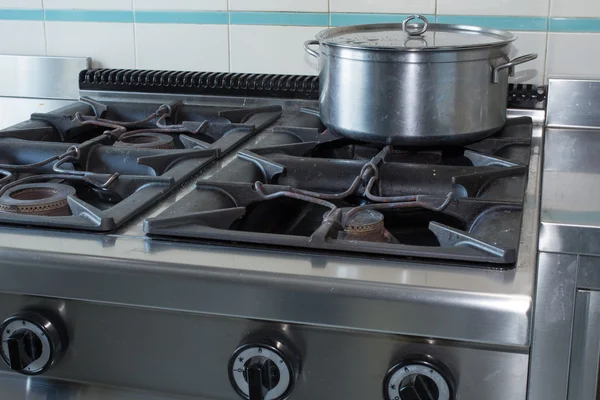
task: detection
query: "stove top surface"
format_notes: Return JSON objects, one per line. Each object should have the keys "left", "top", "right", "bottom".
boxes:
{"left": 1, "top": 93, "right": 533, "bottom": 268}
{"left": 0, "top": 89, "right": 544, "bottom": 346}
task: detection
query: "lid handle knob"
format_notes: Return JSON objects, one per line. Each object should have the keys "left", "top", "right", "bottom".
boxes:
{"left": 402, "top": 15, "right": 429, "bottom": 36}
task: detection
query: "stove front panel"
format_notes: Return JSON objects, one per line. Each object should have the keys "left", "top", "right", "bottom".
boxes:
{"left": 0, "top": 293, "right": 527, "bottom": 400}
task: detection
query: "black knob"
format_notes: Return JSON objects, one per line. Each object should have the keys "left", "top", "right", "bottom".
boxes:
{"left": 6, "top": 330, "right": 43, "bottom": 371}
{"left": 247, "top": 359, "right": 280, "bottom": 400}
{"left": 398, "top": 374, "right": 439, "bottom": 400}
{"left": 0, "top": 311, "right": 68, "bottom": 375}
{"left": 384, "top": 359, "right": 453, "bottom": 400}
{"left": 229, "top": 340, "right": 299, "bottom": 400}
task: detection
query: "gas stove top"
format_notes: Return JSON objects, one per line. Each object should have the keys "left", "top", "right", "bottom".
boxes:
{"left": 1, "top": 89, "right": 532, "bottom": 268}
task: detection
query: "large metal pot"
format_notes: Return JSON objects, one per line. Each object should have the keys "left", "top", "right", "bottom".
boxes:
{"left": 304, "top": 15, "right": 537, "bottom": 145}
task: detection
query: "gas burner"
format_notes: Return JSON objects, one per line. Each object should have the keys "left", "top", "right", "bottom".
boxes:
{"left": 113, "top": 133, "right": 175, "bottom": 149}
{"left": 337, "top": 209, "right": 399, "bottom": 244}
{"left": 0, "top": 183, "right": 75, "bottom": 217}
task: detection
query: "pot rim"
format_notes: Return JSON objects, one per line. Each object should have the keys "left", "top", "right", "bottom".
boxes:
{"left": 315, "top": 22, "right": 517, "bottom": 52}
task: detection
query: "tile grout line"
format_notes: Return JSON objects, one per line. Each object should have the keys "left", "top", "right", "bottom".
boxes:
{"left": 41, "top": 0, "right": 48, "bottom": 56}
{"left": 132, "top": 0, "right": 137, "bottom": 69}
{"left": 544, "top": 0, "right": 552, "bottom": 82}
{"left": 228, "top": 0, "right": 232, "bottom": 73}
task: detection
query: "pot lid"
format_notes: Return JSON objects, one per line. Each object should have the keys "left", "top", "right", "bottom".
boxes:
{"left": 316, "top": 15, "right": 517, "bottom": 51}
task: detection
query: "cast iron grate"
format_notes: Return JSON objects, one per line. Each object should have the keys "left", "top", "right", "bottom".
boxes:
{"left": 0, "top": 97, "right": 283, "bottom": 230}
{"left": 145, "top": 110, "right": 533, "bottom": 268}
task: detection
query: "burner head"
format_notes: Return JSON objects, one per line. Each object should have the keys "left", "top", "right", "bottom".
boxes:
{"left": 0, "top": 183, "right": 76, "bottom": 216}
{"left": 114, "top": 133, "right": 175, "bottom": 149}
{"left": 338, "top": 209, "right": 399, "bottom": 244}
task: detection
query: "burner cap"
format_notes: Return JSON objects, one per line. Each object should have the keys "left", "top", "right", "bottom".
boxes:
{"left": 339, "top": 209, "right": 400, "bottom": 244}
{"left": 344, "top": 209, "right": 385, "bottom": 233}
{"left": 0, "top": 183, "right": 76, "bottom": 216}
{"left": 114, "top": 133, "right": 175, "bottom": 149}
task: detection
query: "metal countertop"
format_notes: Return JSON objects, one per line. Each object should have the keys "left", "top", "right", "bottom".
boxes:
{"left": 0, "top": 55, "right": 90, "bottom": 129}
{"left": 539, "top": 78, "right": 600, "bottom": 255}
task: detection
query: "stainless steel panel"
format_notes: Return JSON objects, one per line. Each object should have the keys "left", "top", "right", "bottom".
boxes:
{"left": 568, "top": 290, "right": 600, "bottom": 400}
{"left": 0, "top": 293, "right": 529, "bottom": 400}
{"left": 579, "top": 256, "right": 600, "bottom": 290}
{"left": 0, "top": 372, "right": 204, "bottom": 400}
{"left": 547, "top": 78, "right": 600, "bottom": 128}
{"left": 0, "top": 55, "right": 90, "bottom": 99}
{"left": 539, "top": 128, "right": 600, "bottom": 254}
{"left": 0, "top": 98, "right": 74, "bottom": 130}
{"left": 528, "top": 253, "right": 578, "bottom": 400}
{"left": 539, "top": 223, "right": 600, "bottom": 256}
{"left": 510, "top": 108, "right": 546, "bottom": 125}
{"left": 0, "top": 246, "right": 531, "bottom": 348}
{"left": 544, "top": 128, "right": 600, "bottom": 174}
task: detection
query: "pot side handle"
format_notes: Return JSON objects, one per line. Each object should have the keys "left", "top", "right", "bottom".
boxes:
{"left": 492, "top": 53, "right": 538, "bottom": 84}
{"left": 304, "top": 40, "right": 320, "bottom": 60}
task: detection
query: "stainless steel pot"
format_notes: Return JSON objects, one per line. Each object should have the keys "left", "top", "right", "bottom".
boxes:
{"left": 304, "top": 15, "right": 537, "bottom": 145}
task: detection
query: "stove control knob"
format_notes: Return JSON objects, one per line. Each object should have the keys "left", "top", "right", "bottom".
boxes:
{"left": 0, "top": 311, "right": 68, "bottom": 375}
{"left": 384, "top": 359, "right": 453, "bottom": 400}
{"left": 228, "top": 340, "right": 299, "bottom": 400}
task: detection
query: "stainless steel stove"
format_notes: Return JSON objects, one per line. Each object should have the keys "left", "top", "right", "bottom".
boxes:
{"left": 0, "top": 70, "right": 545, "bottom": 400}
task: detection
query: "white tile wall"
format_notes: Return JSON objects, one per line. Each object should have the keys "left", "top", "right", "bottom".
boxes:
{"left": 510, "top": 32, "right": 548, "bottom": 83}
{"left": 0, "top": 0, "right": 41, "bottom": 8}
{"left": 330, "top": 0, "right": 435, "bottom": 14}
{"left": 0, "top": 21, "right": 45, "bottom": 55}
{"left": 230, "top": 25, "right": 323, "bottom": 74}
{"left": 46, "top": 22, "right": 135, "bottom": 68}
{"left": 1, "top": 0, "right": 600, "bottom": 81}
{"left": 550, "top": 0, "right": 600, "bottom": 17}
{"left": 135, "top": 24, "right": 229, "bottom": 71}
{"left": 133, "top": 0, "right": 227, "bottom": 11}
{"left": 546, "top": 33, "right": 600, "bottom": 78}
{"left": 229, "top": 0, "right": 327, "bottom": 12}
{"left": 437, "top": 0, "right": 549, "bottom": 16}
{"left": 43, "top": 0, "right": 132, "bottom": 10}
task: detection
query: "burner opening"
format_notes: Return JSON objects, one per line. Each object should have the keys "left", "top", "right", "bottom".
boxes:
{"left": 114, "top": 133, "right": 175, "bottom": 149}
{"left": 10, "top": 187, "right": 58, "bottom": 201}
{"left": 382, "top": 209, "right": 466, "bottom": 246}
{"left": 230, "top": 198, "right": 330, "bottom": 236}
